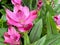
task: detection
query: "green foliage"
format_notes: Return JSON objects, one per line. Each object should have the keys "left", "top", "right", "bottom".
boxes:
{"left": 31, "top": 35, "right": 46, "bottom": 45}
{"left": 30, "top": 19, "right": 43, "bottom": 43}
{"left": 0, "top": 0, "right": 60, "bottom": 45}
{"left": 1, "top": 0, "right": 7, "bottom": 4}
{"left": 45, "top": 34, "right": 60, "bottom": 45}
{"left": 0, "top": 28, "right": 7, "bottom": 45}
{"left": 54, "top": 0, "right": 60, "bottom": 14}
{"left": 0, "top": 28, "right": 7, "bottom": 37}
{"left": 23, "top": 32, "right": 30, "bottom": 45}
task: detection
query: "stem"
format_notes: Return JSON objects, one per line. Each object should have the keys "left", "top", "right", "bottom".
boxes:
{"left": 30, "top": 0, "right": 32, "bottom": 10}
{"left": 23, "top": 32, "right": 30, "bottom": 45}
{"left": 1, "top": 20, "right": 3, "bottom": 28}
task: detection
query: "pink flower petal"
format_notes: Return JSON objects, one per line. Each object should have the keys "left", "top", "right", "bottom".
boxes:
{"left": 22, "top": 6, "right": 30, "bottom": 18}
{"left": 18, "top": 23, "right": 33, "bottom": 32}
{"left": 25, "top": 10, "right": 37, "bottom": 24}
{"left": 11, "top": 0, "right": 22, "bottom": 5}
{"left": 54, "top": 15, "right": 60, "bottom": 25}
{"left": 6, "top": 15, "right": 23, "bottom": 27}
{"left": 6, "top": 9, "right": 19, "bottom": 22}
{"left": 4, "top": 26, "right": 20, "bottom": 45}
{"left": 13, "top": 5, "right": 23, "bottom": 13}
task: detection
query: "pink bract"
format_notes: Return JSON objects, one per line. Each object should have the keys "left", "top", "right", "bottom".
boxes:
{"left": 11, "top": 0, "right": 22, "bottom": 5}
{"left": 37, "top": 0, "right": 43, "bottom": 10}
{"left": 6, "top": 5, "right": 37, "bottom": 32}
{"left": 4, "top": 26, "right": 20, "bottom": 45}
{"left": 54, "top": 15, "right": 60, "bottom": 25}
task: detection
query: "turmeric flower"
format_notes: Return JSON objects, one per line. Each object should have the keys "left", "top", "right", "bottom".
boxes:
{"left": 54, "top": 15, "right": 60, "bottom": 25}
{"left": 37, "top": 0, "right": 43, "bottom": 10}
{"left": 54, "top": 15, "right": 60, "bottom": 31}
{"left": 4, "top": 26, "right": 20, "bottom": 45}
{"left": 6, "top": 5, "right": 37, "bottom": 32}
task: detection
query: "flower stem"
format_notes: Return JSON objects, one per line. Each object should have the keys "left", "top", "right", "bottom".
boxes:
{"left": 30, "top": 0, "right": 32, "bottom": 10}
{"left": 23, "top": 32, "right": 30, "bottom": 45}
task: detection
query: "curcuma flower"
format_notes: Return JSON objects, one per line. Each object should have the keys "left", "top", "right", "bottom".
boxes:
{"left": 4, "top": 27, "right": 20, "bottom": 45}
{"left": 6, "top": 5, "right": 37, "bottom": 32}
{"left": 54, "top": 15, "right": 60, "bottom": 25}
{"left": 54, "top": 15, "right": 60, "bottom": 30}
{"left": 11, "top": 0, "right": 22, "bottom": 5}
{"left": 37, "top": 0, "right": 43, "bottom": 10}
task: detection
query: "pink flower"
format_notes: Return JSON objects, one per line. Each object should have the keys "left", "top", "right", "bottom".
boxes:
{"left": 54, "top": 15, "right": 60, "bottom": 25}
{"left": 37, "top": 0, "right": 43, "bottom": 10}
{"left": 4, "top": 26, "right": 20, "bottom": 45}
{"left": 6, "top": 5, "right": 37, "bottom": 32}
{"left": 11, "top": 0, "right": 22, "bottom": 5}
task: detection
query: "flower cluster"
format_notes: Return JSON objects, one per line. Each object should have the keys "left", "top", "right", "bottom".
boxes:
{"left": 54, "top": 15, "right": 60, "bottom": 25}
{"left": 37, "top": 0, "right": 43, "bottom": 10}
{"left": 4, "top": 0, "right": 37, "bottom": 45}
{"left": 54, "top": 14, "right": 60, "bottom": 30}
{"left": 6, "top": 0, "right": 37, "bottom": 32}
{"left": 4, "top": 27, "right": 20, "bottom": 45}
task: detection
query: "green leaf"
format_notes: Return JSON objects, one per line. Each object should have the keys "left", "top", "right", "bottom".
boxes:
{"left": 0, "top": 28, "right": 7, "bottom": 37}
{"left": 0, "top": 28, "right": 7, "bottom": 45}
{"left": 46, "top": 5, "right": 55, "bottom": 16}
{"left": 46, "top": 12, "right": 52, "bottom": 37}
{"left": 0, "top": 42, "right": 4, "bottom": 45}
{"left": 45, "top": 34, "right": 60, "bottom": 45}
{"left": 0, "top": 9, "right": 6, "bottom": 15}
{"left": 30, "top": 19, "right": 43, "bottom": 43}
{"left": 1, "top": 0, "right": 7, "bottom": 4}
{"left": 54, "top": 4, "right": 60, "bottom": 14}
{"left": 0, "top": 19, "right": 7, "bottom": 28}
{"left": 54, "top": 0, "right": 59, "bottom": 5}
{"left": 30, "top": 35, "right": 46, "bottom": 45}
{"left": 22, "top": 0, "right": 30, "bottom": 7}
{"left": 22, "top": 0, "right": 37, "bottom": 10}
{"left": 0, "top": 37, "right": 4, "bottom": 45}
{"left": 46, "top": 12, "right": 58, "bottom": 38}
{"left": 1, "top": 15, "right": 6, "bottom": 22}
{"left": 30, "top": 0, "right": 37, "bottom": 10}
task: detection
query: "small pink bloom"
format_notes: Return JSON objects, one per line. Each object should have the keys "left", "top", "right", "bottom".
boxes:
{"left": 11, "top": 0, "right": 22, "bottom": 5}
{"left": 6, "top": 5, "right": 37, "bottom": 32}
{"left": 54, "top": 15, "right": 60, "bottom": 25}
{"left": 37, "top": 0, "right": 43, "bottom": 10}
{"left": 4, "top": 26, "right": 20, "bottom": 45}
